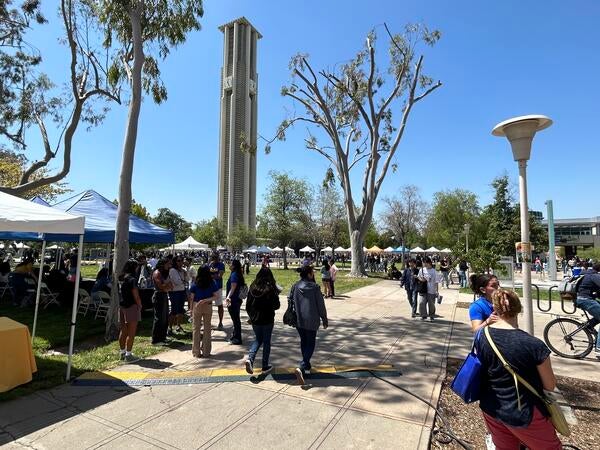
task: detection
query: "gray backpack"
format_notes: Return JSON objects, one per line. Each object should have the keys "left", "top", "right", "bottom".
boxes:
{"left": 558, "top": 275, "right": 585, "bottom": 300}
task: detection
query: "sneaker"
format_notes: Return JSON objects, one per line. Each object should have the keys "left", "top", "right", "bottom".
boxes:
{"left": 411, "top": 313, "right": 417, "bottom": 318}
{"left": 595, "top": 350, "right": 600, "bottom": 360}
{"left": 167, "top": 328, "right": 174, "bottom": 336}
{"left": 245, "top": 359, "right": 254, "bottom": 375}
{"left": 119, "top": 352, "right": 126, "bottom": 361}
{"left": 421, "top": 317, "right": 427, "bottom": 321}
{"left": 125, "top": 353, "right": 140, "bottom": 362}
{"left": 294, "top": 367, "right": 305, "bottom": 385}
{"left": 429, "top": 317, "right": 435, "bottom": 322}
{"left": 261, "top": 365, "right": 273, "bottom": 375}
{"left": 217, "top": 323, "right": 224, "bottom": 331}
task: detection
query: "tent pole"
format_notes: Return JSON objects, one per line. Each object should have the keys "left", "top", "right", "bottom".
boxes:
{"left": 66, "top": 234, "right": 84, "bottom": 381}
{"left": 32, "top": 239, "right": 47, "bottom": 340}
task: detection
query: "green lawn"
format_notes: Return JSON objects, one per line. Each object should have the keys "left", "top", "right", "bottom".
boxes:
{"left": 0, "top": 268, "right": 385, "bottom": 401}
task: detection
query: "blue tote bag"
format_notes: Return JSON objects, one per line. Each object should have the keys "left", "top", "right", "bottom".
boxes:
{"left": 450, "top": 329, "right": 483, "bottom": 403}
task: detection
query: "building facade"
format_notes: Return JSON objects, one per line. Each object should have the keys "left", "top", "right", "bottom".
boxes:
{"left": 217, "top": 17, "right": 261, "bottom": 233}
{"left": 543, "top": 216, "right": 600, "bottom": 257}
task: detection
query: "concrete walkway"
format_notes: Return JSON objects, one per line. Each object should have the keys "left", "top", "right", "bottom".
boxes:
{"left": 0, "top": 280, "right": 458, "bottom": 450}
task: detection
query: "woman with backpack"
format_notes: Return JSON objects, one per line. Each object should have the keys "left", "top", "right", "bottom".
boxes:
{"left": 475, "top": 289, "right": 561, "bottom": 449}
{"left": 225, "top": 259, "right": 246, "bottom": 345}
{"left": 469, "top": 273, "right": 500, "bottom": 332}
{"left": 244, "top": 267, "right": 281, "bottom": 375}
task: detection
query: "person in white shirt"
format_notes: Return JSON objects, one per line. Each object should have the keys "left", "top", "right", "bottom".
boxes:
{"left": 184, "top": 257, "right": 196, "bottom": 311}
{"left": 168, "top": 257, "right": 188, "bottom": 334}
{"left": 417, "top": 256, "right": 438, "bottom": 321}
{"left": 329, "top": 259, "right": 338, "bottom": 298}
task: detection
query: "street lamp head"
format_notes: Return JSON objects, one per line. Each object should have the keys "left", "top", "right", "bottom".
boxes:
{"left": 492, "top": 115, "right": 552, "bottom": 161}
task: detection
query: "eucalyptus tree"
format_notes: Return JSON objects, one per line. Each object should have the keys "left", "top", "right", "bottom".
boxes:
{"left": 98, "top": 0, "right": 204, "bottom": 338}
{"left": 267, "top": 24, "right": 441, "bottom": 276}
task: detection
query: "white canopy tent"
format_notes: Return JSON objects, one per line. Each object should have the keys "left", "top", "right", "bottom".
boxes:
{"left": 0, "top": 191, "right": 85, "bottom": 380}
{"left": 440, "top": 248, "right": 452, "bottom": 254}
{"left": 411, "top": 247, "right": 425, "bottom": 253}
{"left": 256, "top": 245, "right": 272, "bottom": 253}
{"left": 425, "top": 246, "right": 440, "bottom": 253}
{"left": 172, "top": 236, "right": 209, "bottom": 250}
{"left": 299, "top": 245, "right": 315, "bottom": 254}
{"left": 320, "top": 246, "right": 333, "bottom": 253}
{"left": 271, "top": 246, "right": 283, "bottom": 252}
{"left": 384, "top": 246, "right": 395, "bottom": 253}
{"left": 14, "top": 242, "right": 31, "bottom": 249}
{"left": 334, "top": 246, "right": 347, "bottom": 253}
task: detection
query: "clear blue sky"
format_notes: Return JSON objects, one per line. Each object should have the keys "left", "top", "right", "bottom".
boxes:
{"left": 23, "top": 0, "right": 600, "bottom": 223}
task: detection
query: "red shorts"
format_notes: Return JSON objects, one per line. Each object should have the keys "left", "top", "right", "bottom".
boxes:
{"left": 483, "top": 407, "right": 562, "bottom": 450}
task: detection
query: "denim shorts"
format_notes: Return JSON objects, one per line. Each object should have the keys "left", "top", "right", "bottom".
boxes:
{"left": 169, "top": 290, "right": 187, "bottom": 315}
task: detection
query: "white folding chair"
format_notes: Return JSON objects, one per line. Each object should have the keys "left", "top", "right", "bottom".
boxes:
{"left": 77, "top": 288, "right": 94, "bottom": 317}
{"left": 93, "top": 291, "right": 111, "bottom": 320}
{"left": 40, "top": 282, "right": 60, "bottom": 309}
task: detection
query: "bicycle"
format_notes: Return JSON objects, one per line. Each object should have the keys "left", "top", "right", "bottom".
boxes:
{"left": 543, "top": 310, "right": 599, "bottom": 359}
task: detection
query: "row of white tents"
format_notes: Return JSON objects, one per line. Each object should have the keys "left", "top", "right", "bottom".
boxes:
{"left": 234, "top": 245, "right": 453, "bottom": 255}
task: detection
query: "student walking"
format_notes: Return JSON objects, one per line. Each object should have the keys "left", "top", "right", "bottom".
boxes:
{"left": 320, "top": 260, "right": 332, "bottom": 298}
{"left": 329, "top": 259, "right": 338, "bottom": 298}
{"left": 189, "top": 266, "right": 219, "bottom": 358}
{"left": 417, "top": 257, "right": 438, "bottom": 321}
{"left": 225, "top": 259, "right": 246, "bottom": 345}
{"left": 290, "top": 265, "right": 328, "bottom": 385}
{"left": 244, "top": 267, "right": 281, "bottom": 375}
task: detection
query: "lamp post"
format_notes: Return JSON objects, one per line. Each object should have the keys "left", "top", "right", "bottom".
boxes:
{"left": 545, "top": 200, "right": 557, "bottom": 282}
{"left": 463, "top": 223, "right": 470, "bottom": 253}
{"left": 492, "top": 115, "right": 553, "bottom": 335}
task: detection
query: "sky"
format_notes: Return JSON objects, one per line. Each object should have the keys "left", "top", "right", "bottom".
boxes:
{"left": 18, "top": 0, "right": 600, "bottom": 224}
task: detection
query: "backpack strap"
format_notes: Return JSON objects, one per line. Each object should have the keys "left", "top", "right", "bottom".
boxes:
{"left": 483, "top": 327, "right": 545, "bottom": 410}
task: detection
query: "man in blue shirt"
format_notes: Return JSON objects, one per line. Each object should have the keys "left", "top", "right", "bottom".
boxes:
{"left": 209, "top": 253, "right": 226, "bottom": 330}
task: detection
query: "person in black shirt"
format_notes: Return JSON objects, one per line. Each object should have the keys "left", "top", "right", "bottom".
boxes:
{"left": 575, "top": 262, "right": 600, "bottom": 359}
{"left": 118, "top": 260, "right": 143, "bottom": 362}
{"left": 475, "top": 289, "right": 561, "bottom": 449}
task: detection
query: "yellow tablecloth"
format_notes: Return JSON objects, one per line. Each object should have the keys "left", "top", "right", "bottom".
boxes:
{"left": 0, "top": 317, "right": 37, "bottom": 393}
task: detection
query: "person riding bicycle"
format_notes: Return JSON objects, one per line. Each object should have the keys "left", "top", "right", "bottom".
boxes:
{"left": 575, "top": 261, "right": 600, "bottom": 359}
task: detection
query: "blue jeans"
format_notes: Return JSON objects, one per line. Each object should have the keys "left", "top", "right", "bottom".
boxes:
{"left": 407, "top": 288, "right": 418, "bottom": 316}
{"left": 459, "top": 271, "right": 467, "bottom": 288}
{"left": 441, "top": 271, "right": 450, "bottom": 288}
{"left": 297, "top": 327, "right": 317, "bottom": 372}
{"left": 248, "top": 324, "right": 274, "bottom": 369}
{"left": 575, "top": 297, "right": 600, "bottom": 351}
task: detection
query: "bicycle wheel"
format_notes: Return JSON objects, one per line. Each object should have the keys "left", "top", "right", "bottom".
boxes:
{"left": 544, "top": 317, "right": 595, "bottom": 359}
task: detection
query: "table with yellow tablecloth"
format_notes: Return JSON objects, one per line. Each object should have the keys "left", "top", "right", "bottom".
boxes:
{"left": 0, "top": 317, "right": 37, "bottom": 393}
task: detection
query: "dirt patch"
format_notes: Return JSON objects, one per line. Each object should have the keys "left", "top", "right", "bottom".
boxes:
{"left": 456, "top": 302, "right": 471, "bottom": 309}
{"left": 432, "top": 358, "right": 599, "bottom": 449}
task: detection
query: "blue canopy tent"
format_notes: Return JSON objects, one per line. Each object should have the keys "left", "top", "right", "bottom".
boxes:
{"left": 47, "top": 190, "right": 174, "bottom": 244}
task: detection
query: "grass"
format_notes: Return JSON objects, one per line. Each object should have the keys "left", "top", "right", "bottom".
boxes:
{"left": 0, "top": 267, "right": 385, "bottom": 401}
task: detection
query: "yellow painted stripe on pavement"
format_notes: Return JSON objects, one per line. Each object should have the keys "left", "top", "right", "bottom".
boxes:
{"left": 79, "top": 364, "right": 396, "bottom": 381}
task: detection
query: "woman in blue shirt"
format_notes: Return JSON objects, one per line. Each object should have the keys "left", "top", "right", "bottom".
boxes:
{"left": 225, "top": 259, "right": 246, "bottom": 345}
{"left": 469, "top": 273, "right": 499, "bottom": 332}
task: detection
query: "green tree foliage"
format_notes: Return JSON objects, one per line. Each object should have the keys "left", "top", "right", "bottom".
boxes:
{"left": 227, "top": 223, "right": 255, "bottom": 253}
{"left": 0, "top": 1, "right": 121, "bottom": 197}
{"left": 153, "top": 208, "right": 192, "bottom": 242}
{"left": 112, "top": 198, "right": 151, "bottom": 221}
{"left": 260, "top": 171, "right": 310, "bottom": 269}
{"left": 192, "top": 217, "right": 227, "bottom": 250}
{"left": 269, "top": 24, "right": 442, "bottom": 276}
{"left": 0, "top": 150, "right": 69, "bottom": 201}
{"left": 425, "top": 189, "right": 481, "bottom": 250}
{"left": 98, "top": 0, "right": 203, "bottom": 339}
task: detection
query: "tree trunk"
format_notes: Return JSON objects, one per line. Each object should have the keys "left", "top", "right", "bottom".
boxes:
{"left": 106, "top": 6, "right": 144, "bottom": 341}
{"left": 349, "top": 229, "right": 367, "bottom": 277}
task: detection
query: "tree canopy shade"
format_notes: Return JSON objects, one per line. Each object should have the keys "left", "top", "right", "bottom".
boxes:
{"left": 265, "top": 23, "right": 441, "bottom": 276}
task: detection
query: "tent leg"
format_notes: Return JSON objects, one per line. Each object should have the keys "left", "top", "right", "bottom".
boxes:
{"left": 32, "top": 240, "right": 47, "bottom": 340}
{"left": 66, "top": 234, "right": 84, "bottom": 381}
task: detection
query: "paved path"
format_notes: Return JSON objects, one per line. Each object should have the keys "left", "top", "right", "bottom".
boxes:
{"left": 0, "top": 280, "right": 458, "bottom": 450}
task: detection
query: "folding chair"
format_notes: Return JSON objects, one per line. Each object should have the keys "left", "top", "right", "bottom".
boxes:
{"left": 93, "top": 290, "right": 111, "bottom": 320}
{"left": 77, "top": 288, "right": 95, "bottom": 317}
{"left": 40, "top": 282, "right": 60, "bottom": 309}
{"left": 0, "top": 281, "right": 9, "bottom": 302}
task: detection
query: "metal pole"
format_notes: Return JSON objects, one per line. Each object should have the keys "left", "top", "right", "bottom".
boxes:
{"left": 518, "top": 160, "right": 533, "bottom": 334}
{"left": 66, "top": 234, "right": 84, "bottom": 381}
{"left": 546, "top": 200, "right": 557, "bottom": 281}
{"left": 32, "top": 240, "right": 47, "bottom": 340}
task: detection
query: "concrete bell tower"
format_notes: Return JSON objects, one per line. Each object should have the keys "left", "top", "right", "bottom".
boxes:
{"left": 217, "top": 17, "right": 261, "bottom": 234}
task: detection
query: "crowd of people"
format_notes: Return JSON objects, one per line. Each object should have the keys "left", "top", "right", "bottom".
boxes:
{"left": 111, "top": 252, "right": 328, "bottom": 385}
